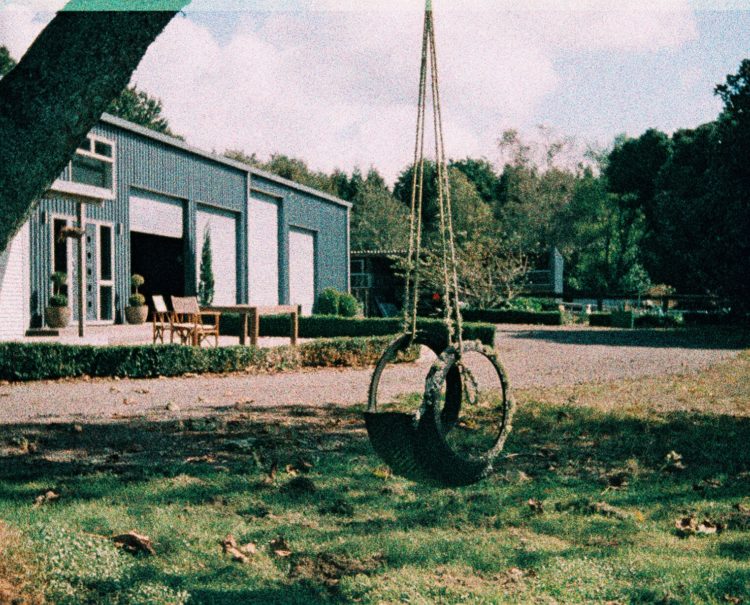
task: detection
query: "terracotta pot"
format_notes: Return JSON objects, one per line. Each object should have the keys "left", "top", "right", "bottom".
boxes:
{"left": 45, "top": 306, "right": 71, "bottom": 329}
{"left": 125, "top": 305, "right": 149, "bottom": 325}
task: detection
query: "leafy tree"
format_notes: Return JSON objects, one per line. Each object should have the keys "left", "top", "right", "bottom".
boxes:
{"left": 563, "top": 173, "right": 650, "bottom": 297}
{"left": 0, "top": 6, "right": 183, "bottom": 252}
{"left": 224, "top": 148, "right": 262, "bottom": 167}
{"left": 449, "top": 157, "right": 502, "bottom": 206}
{"left": 259, "top": 154, "right": 336, "bottom": 194}
{"left": 393, "top": 162, "right": 493, "bottom": 241}
{"left": 350, "top": 181, "right": 410, "bottom": 251}
{"left": 198, "top": 228, "right": 214, "bottom": 306}
{"left": 0, "top": 46, "right": 16, "bottom": 77}
{"left": 649, "top": 124, "right": 716, "bottom": 291}
{"left": 107, "top": 85, "right": 181, "bottom": 138}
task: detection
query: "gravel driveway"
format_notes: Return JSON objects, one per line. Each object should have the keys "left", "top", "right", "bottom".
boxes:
{"left": 2, "top": 325, "right": 747, "bottom": 425}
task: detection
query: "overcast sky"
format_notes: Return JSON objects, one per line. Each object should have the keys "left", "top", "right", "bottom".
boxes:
{"left": 1, "top": 1, "right": 749, "bottom": 183}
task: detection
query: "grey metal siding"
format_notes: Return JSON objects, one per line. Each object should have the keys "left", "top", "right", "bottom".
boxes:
{"left": 250, "top": 175, "right": 349, "bottom": 306}
{"left": 30, "top": 121, "right": 250, "bottom": 326}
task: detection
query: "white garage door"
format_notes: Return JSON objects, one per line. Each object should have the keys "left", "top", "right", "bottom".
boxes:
{"left": 289, "top": 229, "right": 315, "bottom": 315}
{"left": 248, "top": 197, "right": 279, "bottom": 306}
{"left": 196, "top": 207, "right": 237, "bottom": 305}
{"left": 130, "top": 193, "right": 183, "bottom": 238}
{"left": 0, "top": 222, "right": 30, "bottom": 341}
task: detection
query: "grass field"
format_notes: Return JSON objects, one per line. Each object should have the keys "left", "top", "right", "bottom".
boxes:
{"left": 1, "top": 351, "right": 749, "bottom": 604}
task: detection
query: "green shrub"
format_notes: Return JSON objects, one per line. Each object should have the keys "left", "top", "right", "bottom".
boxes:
{"left": 128, "top": 293, "right": 146, "bottom": 307}
{"left": 589, "top": 313, "right": 612, "bottom": 327}
{"left": 219, "top": 314, "right": 495, "bottom": 349}
{"left": 130, "top": 274, "right": 145, "bottom": 290}
{"left": 49, "top": 294, "right": 68, "bottom": 308}
{"left": 49, "top": 272, "right": 68, "bottom": 307}
{"left": 338, "top": 292, "right": 360, "bottom": 317}
{"left": 634, "top": 312, "right": 683, "bottom": 328}
{"left": 462, "top": 308, "right": 563, "bottom": 326}
{"left": 611, "top": 310, "right": 634, "bottom": 329}
{"left": 0, "top": 335, "right": 430, "bottom": 382}
{"left": 314, "top": 288, "right": 340, "bottom": 315}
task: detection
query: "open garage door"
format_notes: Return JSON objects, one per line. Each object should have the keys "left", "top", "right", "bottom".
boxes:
{"left": 197, "top": 207, "right": 238, "bottom": 305}
{"left": 130, "top": 192, "right": 185, "bottom": 308}
{"left": 249, "top": 197, "right": 279, "bottom": 306}
{"left": 289, "top": 228, "right": 315, "bottom": 315}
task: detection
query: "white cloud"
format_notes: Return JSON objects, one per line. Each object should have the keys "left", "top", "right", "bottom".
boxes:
{"left": 1, "top": 2, "right": 699, "bottom": 182}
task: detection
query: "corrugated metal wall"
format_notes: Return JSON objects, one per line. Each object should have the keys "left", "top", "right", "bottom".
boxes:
{"left": 30, "top": 122, "right": 249, "bottom": 327}
{"left": 249, "top": 174, "right": 349, "bottom": 306}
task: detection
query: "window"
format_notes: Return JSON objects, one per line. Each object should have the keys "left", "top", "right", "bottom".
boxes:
{"left": 52, "top": 218, "right": 70, "bottom": 300}
{"left": 49, "top": 134, "right": 116, "bottom": 201}
{"left": 350, "top": 259, "right": 371, "bottom": 289}
{"left": 98, "top": 225, "right": 114, "bottom": 321}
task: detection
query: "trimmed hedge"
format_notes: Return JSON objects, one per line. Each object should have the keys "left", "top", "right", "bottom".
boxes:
{"left": 0, "top": 336, "right": 420, "bottom": 382}
{"left": 591, "top": 312, "right": 685, "bottom": 328}
{"left": 588, "top": 312, "right": 611, "bottom": 327}
{"left": 219, "top": 315, "right": 495, "bottom": 348}
{"left": 461, "top": 309, "right": 564, "bottom": 326}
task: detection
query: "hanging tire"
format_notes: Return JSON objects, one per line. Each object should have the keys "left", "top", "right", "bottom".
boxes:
{"left": 364, "top": 331, "right": 462, "bottom": 483}
{"left": 415, "top": 341, "right": 515, "bottom": 486}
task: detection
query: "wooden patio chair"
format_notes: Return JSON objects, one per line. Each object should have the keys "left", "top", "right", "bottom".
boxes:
{"left": 152, "top": 295, "right": 171, "bottom": 344}
{"left": 170, "top": 296, "right": 221, "bottom": 347}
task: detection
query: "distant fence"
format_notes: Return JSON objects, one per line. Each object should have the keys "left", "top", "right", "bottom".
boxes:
{"left": 515, "top": 291, "right": 725, "bottom": 312}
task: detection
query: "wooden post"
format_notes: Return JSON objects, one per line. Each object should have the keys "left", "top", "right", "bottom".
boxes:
{"left": 290, "top": 309, "right": 298, "bottom": 346}
{"left": 250, "top": 307, "right": 260, "bottom": 346}
{"left": 240, "top": 311, "right": 248, "bottom": 346}
{"left": 76, "top": 202, "right": 85, "bottom": 338}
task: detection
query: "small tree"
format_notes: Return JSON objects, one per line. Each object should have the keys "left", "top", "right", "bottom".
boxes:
{"left": 49, "top": 271, "right": 68, "bottom": 308}
{"left": 129, "top": 274, "right": 145, "bottom": 307}
{"left": 198, "top": 228, "right": 215, "bottom": 306}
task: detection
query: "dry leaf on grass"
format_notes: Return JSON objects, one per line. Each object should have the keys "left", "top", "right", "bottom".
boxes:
{"left": 373, "top": 467, "right": 391, "bottom": 480}
{"left": 185, "top": 455, "right": 217, "bottom": 464}
{"left": 33, "top": 490, "right": 59, "bottom": 507}
{"left": 527, "top": 499, "right": 544, "bottom": 514}
{"left": 674, "top": 515, "right": 723, "bottom": 537}
{"left": 664, "top": 450, "right": 687, "bottom": 472}
{"left": 112, "top": 531, "right": 156, "bottom": 556}
{"left": 221, "top": 534, "right": 257, "bottom": 563}
{"left": 269, "top": 537, "right": 292, "bottom": 558}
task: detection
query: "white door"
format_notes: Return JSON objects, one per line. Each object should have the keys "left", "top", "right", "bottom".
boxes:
{"left": 196, "top": 207, "right": 237, "bottom": 305}
{"left": 0, "top": 222, "right": 30, "bottom": 340}
{"left": 289, "top": 229, "right": 315, "bottom": 315}
{"left": 129, "top": 193, "right": 184, "bottom": 238}
{"left": 248, "top": 197, "right": 279, "bottom": 306}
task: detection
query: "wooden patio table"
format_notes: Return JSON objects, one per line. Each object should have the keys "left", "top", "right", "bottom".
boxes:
{"left": 203, "top": 305, "right": 299, "bottom": 346}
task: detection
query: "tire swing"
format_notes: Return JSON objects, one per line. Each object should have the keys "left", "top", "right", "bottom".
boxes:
{"left": 364, "top": 0, "right": 516, "bottom": 487}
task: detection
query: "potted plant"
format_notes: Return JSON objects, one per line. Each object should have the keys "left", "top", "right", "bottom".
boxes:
{"left": 125, "top": 274, "right": 148, "bottom": 324}
{"left": 45, "top": 272, "right": 70, "bottom": 328}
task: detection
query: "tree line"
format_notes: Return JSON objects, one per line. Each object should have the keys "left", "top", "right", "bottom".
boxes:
{"left": 3, "top": 42, "right": 746, "bottom": 310}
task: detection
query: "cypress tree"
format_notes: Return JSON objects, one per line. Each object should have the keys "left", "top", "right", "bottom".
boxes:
{"left": 198, "top": 228, "right": 215, "bottom": 306}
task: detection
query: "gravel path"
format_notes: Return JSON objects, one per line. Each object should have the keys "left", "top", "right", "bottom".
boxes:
{"left": 2, "top": 325, "right": 747, "bottom": 425}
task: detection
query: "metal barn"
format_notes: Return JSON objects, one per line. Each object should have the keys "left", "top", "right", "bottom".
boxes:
{"left": 0, "top": 114, "right": 350, "bottom": 339}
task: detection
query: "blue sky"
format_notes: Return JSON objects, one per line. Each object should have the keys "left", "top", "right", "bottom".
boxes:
{"left": 1, "top": 2, "right": 748, "bottom": 182}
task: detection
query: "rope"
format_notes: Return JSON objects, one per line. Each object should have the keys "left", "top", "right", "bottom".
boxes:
{"left": 403, "top": 0, "right": 465, "bottom": 353}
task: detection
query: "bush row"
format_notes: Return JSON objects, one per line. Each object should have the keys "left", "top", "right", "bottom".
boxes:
{"left": 219, "top": 314, "right": 495, "bottom": 348}
{"left": 461, "top": 309, "right": 564, "bottom": 326}
{"left": 0, "top": 336, "right": 420, "bottom": 382}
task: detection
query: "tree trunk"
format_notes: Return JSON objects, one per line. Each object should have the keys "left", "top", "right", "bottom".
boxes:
{"left": 0, "top": 7, "right": 184, "bottom": 252}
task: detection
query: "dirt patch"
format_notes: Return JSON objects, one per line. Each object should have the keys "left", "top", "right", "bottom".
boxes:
{"left": 290, "top": 552, "right": 384, "bottom": 587}
{"left": 0, "top": 522, "right": 44, "bottom": 605}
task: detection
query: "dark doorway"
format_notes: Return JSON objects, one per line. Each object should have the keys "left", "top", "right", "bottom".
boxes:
{"left": 130, "top": 232, "right": 185, "bottom": 314}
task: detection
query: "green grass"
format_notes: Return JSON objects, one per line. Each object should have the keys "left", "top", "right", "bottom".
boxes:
{"left": 1, "top": 353, "right": 750, "bottom": 604}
